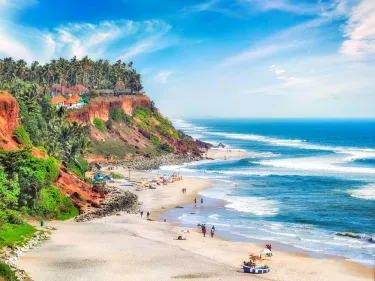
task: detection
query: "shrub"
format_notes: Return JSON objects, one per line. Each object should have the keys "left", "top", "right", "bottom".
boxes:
{"left": 0, "top": 262, "right": 18, "bottom": 281}
{"left": 32, "top": 186, "right": 78, "bottom": 220}
{"left": 150, "top": 135, "right": 161, "bottom": 145}
{"left": 159, "top": 143, "right": 174, "bottom": 153}
{"left": 13, "top": 126, "right": 33, "bottom": 148}
{"left": 93, "top": 118, "right": 106, "bottom": 131}
{"left": 110, "top": 108, "right": 125, "bottom": 122}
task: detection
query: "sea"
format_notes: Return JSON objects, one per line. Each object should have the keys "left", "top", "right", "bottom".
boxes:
{"left": 159, "top": 119, "right": 375, "bottom": 268}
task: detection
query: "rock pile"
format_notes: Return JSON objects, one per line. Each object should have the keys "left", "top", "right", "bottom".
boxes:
{"left": 97, "top": 154, "right": 203, "bottom": 171}
{"left": 75, "top": 187, "right": 139, "bottom": 222}
{"left": 1, "top": 231, "right": 50, "bottom": 281}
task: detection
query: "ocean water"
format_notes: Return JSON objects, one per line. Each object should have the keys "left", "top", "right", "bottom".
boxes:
{"left": 160, "top": 119, "right": 375, "bottom": 267}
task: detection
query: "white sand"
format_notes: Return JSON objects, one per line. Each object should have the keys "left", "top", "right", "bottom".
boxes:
{"left": 16, "top": 151, "right": 374, "bottom": 281}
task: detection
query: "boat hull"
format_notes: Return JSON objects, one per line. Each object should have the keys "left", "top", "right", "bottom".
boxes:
{"left": 243, "top": 266, "right": 270, "bottom": 274}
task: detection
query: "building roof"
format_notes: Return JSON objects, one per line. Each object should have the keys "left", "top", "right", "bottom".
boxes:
{"left": 51, "top": 95, "right": 66, "bottom": 105}
{"left": 71, "top": 84, "right": 89, "bottom": 92}
{"left": 52, "top": 85, "right": 72, "bottom": 94}
{"left": 65, "top": 94, "right": 81, "bottom": 104}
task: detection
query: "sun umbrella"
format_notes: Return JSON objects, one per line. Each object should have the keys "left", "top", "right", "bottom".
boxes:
{"left": 181, "top": 229, "right": 190, "bottom": 233}
{"left": 261, "top": 248, "right": 272, "bottom": 255}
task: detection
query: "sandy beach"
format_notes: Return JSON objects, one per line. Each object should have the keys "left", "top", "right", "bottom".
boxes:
{"left": 16, "top": 150, "right": 374, "bottom": 281}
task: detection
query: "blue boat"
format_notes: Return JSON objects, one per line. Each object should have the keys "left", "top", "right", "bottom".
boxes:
{"left": 243, "top": 266, "right": 270, "bottom": 274}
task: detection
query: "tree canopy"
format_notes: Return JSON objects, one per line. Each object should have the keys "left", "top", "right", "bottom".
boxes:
{"left": 0, "top": 56, "right": 143, "bottom": 93}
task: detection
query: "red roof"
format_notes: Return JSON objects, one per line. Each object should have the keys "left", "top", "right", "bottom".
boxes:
{"left": 52, "top": 85, "right": 72, "bottom": 94}
{"left": 71, "top": 84, "right": 89, "bottom": 92}
{"left": 51, "top": 96, "right": 66, "bottom": 105}
{"left": 65, "top": 94, "right": 81, "bottom": 104}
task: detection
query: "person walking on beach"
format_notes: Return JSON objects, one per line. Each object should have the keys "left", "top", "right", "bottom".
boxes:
{"left": 147, "top": 211, "right": 150, "bottom": 220}
{"left": 201, "top": 198, "right": 204, "bottom": 205}
{"left": 140, "top": 210, "right": 144, "bottom": 218}
{"left": 194, "top": 197, "right": 197, "bottom": 207}
{"left": 211, "top": 226, "right": 215, "bottom": 238}
{"left": 203, "top": 225, "right": 207, "bottom": 237}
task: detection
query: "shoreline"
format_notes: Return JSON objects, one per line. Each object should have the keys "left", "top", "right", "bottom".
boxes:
{"left": 15, "top": 149, "right": 374, "bottom": 281}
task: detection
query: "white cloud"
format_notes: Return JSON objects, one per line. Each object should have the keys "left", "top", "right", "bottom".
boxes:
{"left": 222, "top": 41, "right": 303, "bottom": 66}
{"left": 154, "top": 71, "right": 174, "bottom": 84}
{"left": 340, "top": 0, "right": 375, "bottom": 58}
{"left": 117, "top": 21, "right": 172, "bottom": 61}
{"left": 240, "top": 0, "right": 323, "bottom": 15}
{"left": 0, "top": 16, "right": 172, "bottom": 63}
{"left": 270, "top": 64, "right": 285, "bottom": 75}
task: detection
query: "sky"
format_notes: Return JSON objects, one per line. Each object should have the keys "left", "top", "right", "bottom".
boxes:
{"left": 0, "top": 0, "right": 374, "bottom": 118}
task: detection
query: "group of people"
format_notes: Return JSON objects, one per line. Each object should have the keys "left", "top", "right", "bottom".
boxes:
{"left": 194, "top": 197, "right": 204, "bottom": 207}
{"left": 181, "top": 188, "right": 187, "bottom": 194}
{"left": 201, "top": 224, "right": 215, "bottom": 238}
{"left": 140, "top": 210, "right": 151, "bottom": 220}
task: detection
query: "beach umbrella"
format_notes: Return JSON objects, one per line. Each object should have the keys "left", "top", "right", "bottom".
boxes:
{"left": 261, "top": 248, "right": 272, "bottom": 254}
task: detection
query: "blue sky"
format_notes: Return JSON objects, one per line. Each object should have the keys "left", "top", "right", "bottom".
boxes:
{"left": 0, "top": 0, "right": 374, "bottom": 118}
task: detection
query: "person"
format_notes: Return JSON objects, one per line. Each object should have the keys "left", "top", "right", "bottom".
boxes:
{"left": 201, "top": 198, "right": 204, "bottom": 205}
{"left": 147, "top": 211, "right": 150, "bottom": 220}
{"left": 140, "top": 210, "right": 144, "bottom": 218}
{"left": 203, "top": 225, "right": 207, "bottom": 237}
{"left": 211, "top": 226, "right": 215, "bottom": 238}
{"left": 194, "top": 197, "right": 197, "bottom": 207}
{"left": 182, "top": 188, "right": 184, "bottom": 194}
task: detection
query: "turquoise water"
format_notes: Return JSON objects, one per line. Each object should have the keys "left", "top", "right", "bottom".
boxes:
{"left": 160, "top": 119, "right": 375, "bottom": 267}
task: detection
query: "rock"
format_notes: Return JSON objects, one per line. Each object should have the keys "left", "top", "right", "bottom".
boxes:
{"left": 94, "top": 154, "right": 203, "bottom": 171}
{"left": 214, "top": 142, "right": 225, "bottom": 148}
{"left": 75, "top": 187, "right": 139, "bottom": 222}
{"left": 335, "top": 232, "right": 373, "bottom": 242}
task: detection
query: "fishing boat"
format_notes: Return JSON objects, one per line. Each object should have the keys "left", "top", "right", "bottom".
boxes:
{"left": 243, "top": 266, "right": 270, "bottom": 274}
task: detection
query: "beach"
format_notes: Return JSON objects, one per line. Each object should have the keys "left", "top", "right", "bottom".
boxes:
{"left": 15, "top": 149, "right": 374, "bottom": 281}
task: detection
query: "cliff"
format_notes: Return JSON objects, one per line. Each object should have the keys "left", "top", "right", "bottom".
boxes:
{"left": 67, "top": 95, "right": 211, "bottom": 160}
{"left": 0, "top": 92, "right": 103, "bottom": 212}
{"left": 68, "top": 95, "right": 151, "bottom": 124}
{"left": 0, "top": 91, "right": 19, "bottom": 150}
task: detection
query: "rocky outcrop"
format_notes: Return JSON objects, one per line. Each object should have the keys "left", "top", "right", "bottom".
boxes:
{"left": 75, "top": 187, "right": 139, "bottom": 222}
{"left": 335, "top": 232, "right": 374, "bottom": 243}
{"left": 95, "top": 154, "right": 203, "bottom": 171}
{"left": 68, "top": 95, "right": 151, "bottom": 124}
{"left": 0, "top": 91, "right": 19, "bottom": 150}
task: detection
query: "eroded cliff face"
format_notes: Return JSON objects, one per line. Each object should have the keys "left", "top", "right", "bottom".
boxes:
{"left": 68, "top": 95, "right": 151, "bottom": 124}
{"left": 0, "top": 91, "right": 19, "bottom": 150}
{"left": 0, "top": 92, "right": 103, "bottom": 212}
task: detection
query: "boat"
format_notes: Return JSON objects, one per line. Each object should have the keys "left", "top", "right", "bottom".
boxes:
{"left": 243, "top": 266, "right": 270, "bottom": 274}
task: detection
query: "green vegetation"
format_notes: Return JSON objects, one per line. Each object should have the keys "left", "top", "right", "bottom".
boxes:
{"left": 0, "top": 221, "right": 35, "bottom": 248}
{"left": 90, "top": 139, "right": 136, "bottom": 158}
{"left": 0, "top": 57, "right": 143, "bottom": 94}
{"left": 110, "top": 108, "right": 133, "bottom": 126}
{"left": 0, "top": 262, "right": 18, "bottom": 281}
{"left": 150, "top": 135, "right": 161, "bottom": 145}
{"left": 110, "top": 172, "right": 125, "bottom": 179}
{"left": 93, "top": 118, "right": 106, "bottom": 131}
{"left": 13, "top": 126, "right": 33, "bottom": 148}
{"left": 0, "top": 150, "right": 77, "bottom": 220}
{"left": 159, "top": 143, "right": 174, "bottom": 153}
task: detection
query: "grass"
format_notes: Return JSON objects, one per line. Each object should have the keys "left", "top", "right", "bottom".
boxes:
{"left": 110, "top": 172, "right": 125, "bottom": 179}
{"left": 0, "top": 223, "right": 36, "bottom": 247}
{"left": 0, "top": 262, "right": 17, "bottom": 281}
{"left": 90, "top": 139, "right": 136, "bottom": 158}
{"left": 93, "top": 118, "right": 106, "bottom": 131}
